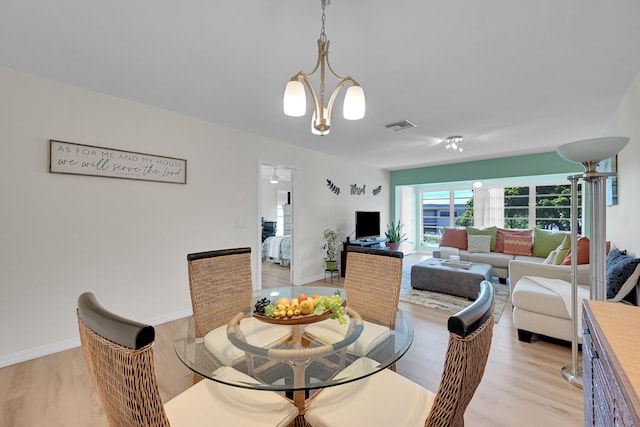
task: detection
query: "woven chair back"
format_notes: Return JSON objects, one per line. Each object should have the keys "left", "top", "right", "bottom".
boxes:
{"left": 344, "top": 247, "right": 403, "bottom": 328}
{"left": 187, "top": 247, "right": 253, "bottom": 338}
{"left": 77, "top": 294, "right": 170, "bottom": 427}
{"left": 425, "top": 281, "right": 495, "bottom": 427}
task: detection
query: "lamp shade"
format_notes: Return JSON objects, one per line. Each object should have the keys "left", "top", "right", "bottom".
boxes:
{"left": 556, "top": 137, "right": 629, "bottom": 163}
{"left": 343, "top": 85, "right": 365, "bottom": 120}
{"left": 283, "top": 80, "right": 306, "bottom": 117}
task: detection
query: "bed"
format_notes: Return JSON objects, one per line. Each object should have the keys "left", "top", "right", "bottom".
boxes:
{"left": 262, "top": 235, "right": 291, "bottom": 267}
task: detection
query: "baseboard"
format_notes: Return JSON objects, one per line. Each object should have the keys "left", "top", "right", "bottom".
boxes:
{"left": 146, "top": 308, "right": 192, "bottom": 327}
{"left": 0, "top": 338, "right": 80, "bottom": 369}
{"left": 0, "top": 308, "right": 192, "bottom": 369}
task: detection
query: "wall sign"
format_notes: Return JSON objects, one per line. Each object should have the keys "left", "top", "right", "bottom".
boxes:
{"left": 325, "top": 178, "right": 382, "bottom": 196}
{"left": 49, "top": 140, "right": 187, "bottom": 184}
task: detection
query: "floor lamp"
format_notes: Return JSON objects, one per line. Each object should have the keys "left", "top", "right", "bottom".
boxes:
{"left": 556, "top": 136, "right": 629, "bottom": 388}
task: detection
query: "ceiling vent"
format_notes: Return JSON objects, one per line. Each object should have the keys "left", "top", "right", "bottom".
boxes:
{"left": 384, "top": 119, "right": 417, "bottom": 132}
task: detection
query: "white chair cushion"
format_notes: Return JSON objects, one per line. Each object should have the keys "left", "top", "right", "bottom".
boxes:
{"left": 203, "top": 317, "right": 290, "bottom": 365}
{"left": 305, "top": 357, "right": 434, "bottom": 427}
{"left": 164, "top": 366, "right": 298, "bottom": 427}
{"left": 304, "top": 318, "right": 391, "bottom": 356}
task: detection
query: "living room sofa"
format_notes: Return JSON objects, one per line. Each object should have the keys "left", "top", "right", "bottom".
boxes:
{"left": 509, "top": 260, "right": 590, "bottom": 343}
{"left": 510, "top": 246, "right": 640, "bottom": 344}
{"left": 433, "top": 226, "right": 569, "bottom": 280}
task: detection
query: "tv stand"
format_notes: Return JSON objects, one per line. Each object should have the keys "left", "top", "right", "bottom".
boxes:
{"left": 340, "top": 237, "right": 387, "bottom": 277}
{"left": 350, "top": 238, "right": 386, "bottom": 247}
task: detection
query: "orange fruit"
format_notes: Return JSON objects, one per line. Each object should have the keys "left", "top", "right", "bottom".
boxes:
{"left": 299, "top": 299, "right": 315, "bottom": 315}
{"left": 298, "top": 293, "right": 308, "bottom": 302}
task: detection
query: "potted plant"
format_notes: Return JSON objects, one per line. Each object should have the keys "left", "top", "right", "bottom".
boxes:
{"left": 385, "top": 220, "right": 407, "bottom": 251}
{"left": 321, "top": 228, "right": 343, "bottom": 271}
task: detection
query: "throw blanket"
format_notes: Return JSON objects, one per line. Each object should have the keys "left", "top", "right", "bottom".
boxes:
{"left": 523, "top": 276, "right": 590, "bottom": 338}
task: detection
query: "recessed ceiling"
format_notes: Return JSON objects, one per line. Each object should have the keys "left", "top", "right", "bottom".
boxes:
{"left": 2, "top": 1, "right": 639, "bottom": 171}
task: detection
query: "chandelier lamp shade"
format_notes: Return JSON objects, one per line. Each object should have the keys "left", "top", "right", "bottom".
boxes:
{"left": 283, "top": 0, "right": 365, "bottom": 135}
{"left": 555, "top": 136, "right": 629, "bottom": 389}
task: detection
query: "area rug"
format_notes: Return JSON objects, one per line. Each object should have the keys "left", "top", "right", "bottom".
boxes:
{"left": 399, "top": 266, "right": 509, "bottom": 323}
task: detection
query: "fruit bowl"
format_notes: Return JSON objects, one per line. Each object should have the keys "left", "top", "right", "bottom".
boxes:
{"left": 253, "top": 293, "right": 346, "bottom": 325}
{"left": 253, "top": 308, "right": 336, "bottom": 325}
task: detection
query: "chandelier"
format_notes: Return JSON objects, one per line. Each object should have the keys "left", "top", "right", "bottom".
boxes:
{"left": 283, "top": 0, "right": 365, "bottom": 135}
{"left": 445, "top": 135, "right": 464, "bottom": 152}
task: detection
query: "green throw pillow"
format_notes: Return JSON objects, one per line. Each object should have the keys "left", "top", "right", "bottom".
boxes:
{"left": 532, "top": 228, "right": 569, "bottom": 258}
{"left": 467, "top": 226, "right": 497, "bottom": 252}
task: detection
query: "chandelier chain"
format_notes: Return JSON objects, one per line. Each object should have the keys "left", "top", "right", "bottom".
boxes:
{"left": 320, "top": 0, "right": 329, "bottom": 42}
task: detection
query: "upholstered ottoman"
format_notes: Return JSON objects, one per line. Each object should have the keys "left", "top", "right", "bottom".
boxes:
{"left": 511, "top": 276, "right": 588, "bottom": 344}
{"left": 410, "top": 258, "right": 493, "bottom": 299}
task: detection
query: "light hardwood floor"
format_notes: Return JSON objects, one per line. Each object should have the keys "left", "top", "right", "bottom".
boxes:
{"left": 0, "top": 255, "right": 584, "bottom": 427}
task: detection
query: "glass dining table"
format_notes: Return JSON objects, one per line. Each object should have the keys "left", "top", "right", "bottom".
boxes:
{"left": 174, "top": 285, "right": 414, "bottom": 422}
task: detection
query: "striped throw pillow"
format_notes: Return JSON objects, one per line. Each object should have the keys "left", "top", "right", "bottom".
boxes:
{"left": 503, "top": 235, "right": 532, "bottom": 256}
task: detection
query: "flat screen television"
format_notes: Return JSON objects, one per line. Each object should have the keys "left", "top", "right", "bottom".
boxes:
{"left": 355, "top": 211, "right": 381, "bottom": 240}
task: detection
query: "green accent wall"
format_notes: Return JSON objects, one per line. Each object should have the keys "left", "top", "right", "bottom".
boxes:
{"left": 389, "top": 151, "right": 584, "bottom": 212}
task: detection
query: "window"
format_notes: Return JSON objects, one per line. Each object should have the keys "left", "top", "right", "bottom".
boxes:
{"left": 504, "top": 184, "right": 581, "bottom": 231}
{"left": 421, "top": 189, "right": 473, "bottom": 246}
{"left": 535, "top": 185, "right": 573, "bottom": 230}
{"left": 414, "top": 180, "right": 581, "bottom": 250}
{"left": 504, "top": 186, "right": 530, "bottom": 229}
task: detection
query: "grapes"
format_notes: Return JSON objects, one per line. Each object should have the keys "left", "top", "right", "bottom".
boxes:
{"left": 254, "top": 297, "right": 271, "bottom": 315}
{"left": 312, "top": 294, "right": 347, "bottom": 325}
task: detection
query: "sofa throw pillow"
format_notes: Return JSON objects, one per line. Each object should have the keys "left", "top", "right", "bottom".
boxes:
{"left": 468, "top": 235, "right": 491, "bottom": 253}
{"left": 543, "top": 250, "right": 559, "bottom": 264}
{"left": 531, "top": 228, "right": 568, "bottom": 258}
{"left": 552, "top": 235, "right": 571, "bottom": 265}
{"left": 439, "top": 227, "right": 467, "bottom": 250}
{"left": 467, "top": 226, "right": 497, "bottom": 252}
{"left": 562, "top": 237, "right": 611, "bottom": 265}
{"left": 495, "top": 228, "right": 533, "bottom": 253}
{"left": 609, "top": 264, "right": 640, "bottom": 303}
{"left": 503, "top": 234, "right": 533, "bottom": 256}
{"left": 606, "top": 249, "right": 640, "bottom": 300}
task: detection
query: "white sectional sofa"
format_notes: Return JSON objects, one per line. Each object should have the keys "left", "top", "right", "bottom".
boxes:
{"left": 508, "top": 260, "right": 590, "bottom": 343}
{"left": 432, "top": 226, "right": 570, "bottom": 281}
{"left": 432, "top": 247, "right": 544, "bottom": 280}
{"left": 510, "top": 248, "right": 640, "bottom": 344}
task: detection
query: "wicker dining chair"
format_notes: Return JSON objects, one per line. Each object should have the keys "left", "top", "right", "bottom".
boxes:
{"left": 77, "top": 292, "right": 298, "bottom": 427}
{"left": 304, "top": 281, "right": 495, "bottom": 427}
{"left": 187, "top": 248, "right": 290, "bottom": 378}
{"left": 342, "top": 246, "right": 404, "bottom": 328}
{"left": 304, "top": 246, "right": 404, "bottom": 361}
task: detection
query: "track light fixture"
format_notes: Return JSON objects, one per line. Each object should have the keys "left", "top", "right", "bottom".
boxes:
{"left": 445, "top": 135, "right": 464, "bottom": 152}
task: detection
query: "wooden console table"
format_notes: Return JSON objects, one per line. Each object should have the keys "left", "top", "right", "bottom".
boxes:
{"left": 583, "top": 300, "right": 640, "bottom": 426}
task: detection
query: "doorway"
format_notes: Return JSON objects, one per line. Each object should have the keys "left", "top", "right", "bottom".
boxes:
{"left": 259, "top": 164, "right": 295, "bottom": 289}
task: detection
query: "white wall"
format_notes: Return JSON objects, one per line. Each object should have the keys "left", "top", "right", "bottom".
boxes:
{"left": 604, "top": 71, "right": 640, "bottom": 256}
{"left": 0, "top": 67, "right": 389, "bottom": 366}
